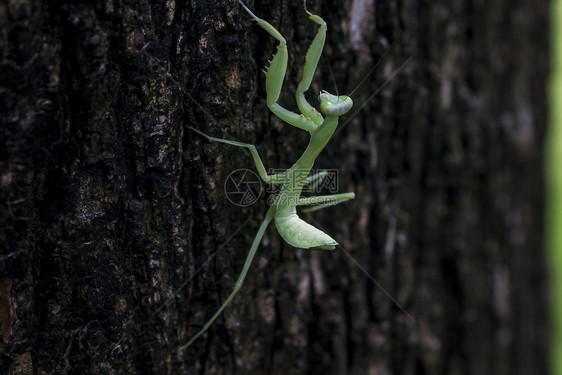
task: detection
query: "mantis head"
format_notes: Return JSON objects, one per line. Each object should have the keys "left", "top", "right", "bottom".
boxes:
{"left": 318, "top": 90, "right": 353, "bottom": 117}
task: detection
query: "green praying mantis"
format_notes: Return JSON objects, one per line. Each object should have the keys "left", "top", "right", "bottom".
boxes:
{"left": 182, "top": 0, "right": 406, "bottom": 350}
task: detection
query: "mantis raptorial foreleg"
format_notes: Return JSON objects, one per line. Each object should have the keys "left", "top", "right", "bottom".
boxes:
{"left": 183, "top": 0, "right": 358, "bottom": 349}
{"left": 239, "top": 0, "right": 324, "bottom": 131}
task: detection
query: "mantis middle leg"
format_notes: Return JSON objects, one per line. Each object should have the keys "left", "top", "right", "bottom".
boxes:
{"left": 189, "top": 126, "right": 287, "bottom": 184}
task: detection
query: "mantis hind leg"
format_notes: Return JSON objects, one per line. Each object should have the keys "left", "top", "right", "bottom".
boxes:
{"left": 298, "top": 192, "right": 356, "bottom": 213}
{"left": 179, "top": 205, "right": 277, "bottom": 350}
{"left": 300, "top": 171, "right": 355, "bottom": 212}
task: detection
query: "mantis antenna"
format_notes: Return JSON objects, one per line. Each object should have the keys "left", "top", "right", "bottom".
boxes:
{"left": 348, "top": 31, "right": 404, "bottom": 98}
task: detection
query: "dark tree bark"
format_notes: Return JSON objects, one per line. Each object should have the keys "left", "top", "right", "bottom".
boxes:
{"left": 0, "top": 0, "right": 549, "bottom": 374}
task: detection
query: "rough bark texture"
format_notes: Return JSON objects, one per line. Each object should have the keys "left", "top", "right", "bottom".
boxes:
{"left": 0, "top": 0, "right": 549, "bottom": 374}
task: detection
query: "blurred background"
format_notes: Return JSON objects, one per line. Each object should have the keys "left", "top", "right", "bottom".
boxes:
{"left": 549, "top": 1, "right": 562, "bottom": 374}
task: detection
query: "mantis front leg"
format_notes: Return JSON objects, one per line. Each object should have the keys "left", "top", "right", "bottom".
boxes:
{"left": 238, "top": 0, "right": 326, "bottom": 132}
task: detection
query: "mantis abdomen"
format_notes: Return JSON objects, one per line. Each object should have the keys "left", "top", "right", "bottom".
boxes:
{"left": 274, "top": 208, "right": 337, "bottom": 250}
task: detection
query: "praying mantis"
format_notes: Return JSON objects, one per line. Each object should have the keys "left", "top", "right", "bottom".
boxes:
{"left": 182, "top": 0, "right": 406, "bottom": 350}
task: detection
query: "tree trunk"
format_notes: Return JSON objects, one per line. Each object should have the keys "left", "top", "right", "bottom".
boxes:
{"left": 0, "top": 0, "right": 549, "bottom": 374}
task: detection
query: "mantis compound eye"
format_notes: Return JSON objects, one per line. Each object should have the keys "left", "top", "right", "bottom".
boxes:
{"left": 318, "top": 91, "right": 353, "bottom": 116}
